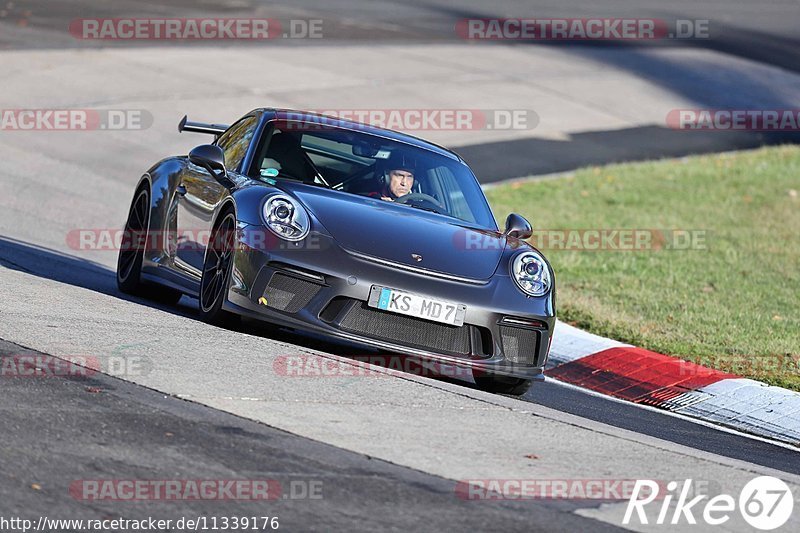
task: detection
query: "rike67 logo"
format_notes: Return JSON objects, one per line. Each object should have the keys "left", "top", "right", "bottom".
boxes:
{"left": 624, "top": 477, "right": 794, "bottom": 530}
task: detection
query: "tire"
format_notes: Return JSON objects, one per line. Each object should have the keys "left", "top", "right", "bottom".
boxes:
{"left": 116, "top": 186, "right": 182, "bottom": 306}
{"left": 198, "top": 209, "right": 239, "bottom": 326}
{"left": 117, "top": 188, "right": 150, "bottom": 295}
{"left": 475, "top": 374, "right": 533, "bottom": 396}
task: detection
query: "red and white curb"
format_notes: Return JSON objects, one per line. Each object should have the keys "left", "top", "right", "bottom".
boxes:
{"left": 547, "top": 321, "right": 800, "bottom": 447}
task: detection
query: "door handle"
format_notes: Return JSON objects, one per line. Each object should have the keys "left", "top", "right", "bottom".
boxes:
{"left": 176, "top": 184, "right": 187, "bottom": 196}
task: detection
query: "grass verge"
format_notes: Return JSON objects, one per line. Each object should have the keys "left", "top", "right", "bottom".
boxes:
{"left": 485, "top": 146, "right": 800, "bottom": 390}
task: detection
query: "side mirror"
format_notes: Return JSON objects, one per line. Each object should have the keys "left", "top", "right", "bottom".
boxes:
{"left": 504, "top": 213, "right": 532, "bottom": 240}
{"left": 189, "top": 144, "right": 227, "bottom": 178}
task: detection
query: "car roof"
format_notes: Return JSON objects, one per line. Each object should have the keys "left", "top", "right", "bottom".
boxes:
{"left": 258, "top": 108, "right": 464, "bottom": 162}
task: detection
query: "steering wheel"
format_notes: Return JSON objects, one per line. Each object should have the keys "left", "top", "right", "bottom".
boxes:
{"left": 395, "top": 193, "right": 446, "bottom": 213}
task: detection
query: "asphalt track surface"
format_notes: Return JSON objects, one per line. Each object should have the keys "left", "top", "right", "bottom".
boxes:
{"left": 1, "top": 0, "right": 798, "bottom": 181}
{"left": 0, "top": 339, "right": 624, "bottom": 532}
{"left": 2, "top": 1, "right": 800, "bottom": 531}
{"left": 0, "top": 240, "right": 798, "bottom": 476}
{"left": 5, "top": 0, "right": 800, "bottom": 74}
{"left": 0, "top": 243, "right": 797, "bottom": 508}
{"left": 1, "top": 243, "right": 799, "bottom": 477}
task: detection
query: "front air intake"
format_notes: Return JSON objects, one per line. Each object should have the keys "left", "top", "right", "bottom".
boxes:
{"left": 499, "top": 326, "right": 540, "bottom": 365}
{"left": 262, "top": 273, "right": 321, "bottom": 313}
{"left": 337, "top": 302, "right": 471, "bottom": 355}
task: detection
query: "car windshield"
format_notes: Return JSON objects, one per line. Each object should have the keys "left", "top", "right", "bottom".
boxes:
{"left": 251, "top": 120, "right": 497, "bottom": 229}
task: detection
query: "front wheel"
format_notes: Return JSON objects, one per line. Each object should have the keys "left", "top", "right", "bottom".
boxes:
{"left": 475, "top": 375, "right": 533, "bottom": 396}
{"left": 199, "top": 210, "right": 239, "bottom": 326}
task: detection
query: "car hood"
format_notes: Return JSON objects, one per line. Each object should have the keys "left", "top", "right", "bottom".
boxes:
{"left": 283, "top": 183, "right": 507, "bottom": 280}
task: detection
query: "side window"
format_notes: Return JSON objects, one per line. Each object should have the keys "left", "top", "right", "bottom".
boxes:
{"left": 216, "top": 116, "right": 258, "bottom": 172}
{"left": 432, "top": 166, "right": 476, "bottom": 223}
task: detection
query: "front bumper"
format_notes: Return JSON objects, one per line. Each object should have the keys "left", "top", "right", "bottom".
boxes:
{"left": 224, "top": 226, "right": 555, "bottom": 381}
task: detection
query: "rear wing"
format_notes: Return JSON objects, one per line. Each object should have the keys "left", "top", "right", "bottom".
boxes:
{"left": 178, "top": 115, "right": 229, "bottom": 137}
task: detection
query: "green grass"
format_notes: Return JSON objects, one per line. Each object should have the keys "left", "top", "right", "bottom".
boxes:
{"left": 485, "top": 146, "right": 800, "bottom": 390}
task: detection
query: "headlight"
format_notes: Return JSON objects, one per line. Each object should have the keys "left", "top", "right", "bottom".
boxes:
{"left": 262, "top": 194, "right": 310, "bottom": 241}
{"left": 510, "top": 251, "right": 551, "bottom": 297}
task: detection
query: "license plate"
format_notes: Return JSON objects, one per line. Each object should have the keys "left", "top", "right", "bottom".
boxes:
{"left": 368, "top": 286, "right": 467, "bottom": 327}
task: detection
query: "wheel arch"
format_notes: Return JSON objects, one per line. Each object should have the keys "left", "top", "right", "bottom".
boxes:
{"left": 138, "top": 157, "right": 190, "bottom": 263}
{"left": 213, "top": 198, "right": 238, "bottom": 228}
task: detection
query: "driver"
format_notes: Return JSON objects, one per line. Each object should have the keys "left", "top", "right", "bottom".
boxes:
{"left": 376, "top": 154, "right": 416, "bottom": 202}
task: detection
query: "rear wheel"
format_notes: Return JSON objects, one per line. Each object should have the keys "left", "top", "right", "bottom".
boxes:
{"left": 117, "top": 188, "right": 149, "bottom": 295}
{"left": 116, "top": 187, "right": 182, "bottom": 305}
{"left": 199, "top": 210, "right": 239, "bottom": 326}
{"left": 475, "top": 375, "right": 533, "bottom": 396}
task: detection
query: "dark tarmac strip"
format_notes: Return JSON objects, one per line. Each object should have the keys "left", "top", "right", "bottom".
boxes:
{"left": 247, "top": 320, "right": 800, "bottom": 475}
{"left": 0, "top": 340, "right": 621, "bottom": 533}
{"left": 524, "top": 380, "right": 800, "bottom": 475}
{"left": 6, "top": 0, "right": 800, "bottom": 75}
{"left": 459, "top": 128, "right": 797, "bottom": 184}
{"left": 2, "top": 1, "right": 798, "bottom": 183}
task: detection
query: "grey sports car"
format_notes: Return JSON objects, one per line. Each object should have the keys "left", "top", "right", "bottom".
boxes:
{"left": 116, "top": 109, "right": 555, "bottom": 395}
